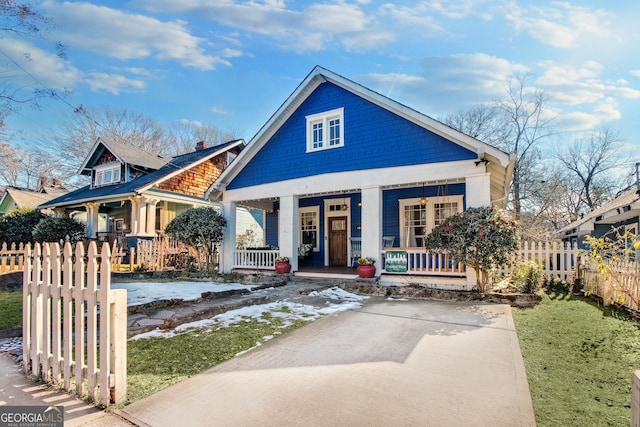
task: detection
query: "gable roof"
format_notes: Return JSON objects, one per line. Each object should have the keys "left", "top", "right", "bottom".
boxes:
{"left": 40, "top": 139, "right": 245, "bottom": 209}
{"left": 208, "top": 66, "right": 514, "bottom": 203}
{"left": 79, "top": 137, "right": 170, "bottom": 175}
{"left": 553, "top": 187, "right": 640, "bottom": 238}
{"left": 0, "top": 187, "right": 66, "bottom": 210}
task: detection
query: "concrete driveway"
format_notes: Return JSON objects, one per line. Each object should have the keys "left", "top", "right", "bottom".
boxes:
{"left": 119, "top": 298, "right": 536, "bottom": 426}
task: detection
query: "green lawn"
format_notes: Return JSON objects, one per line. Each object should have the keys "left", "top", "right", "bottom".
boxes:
{"left": 513, "top": 293, "right": 640, "bottom": 427}
{"left": 125, "top": 310, "right": 308, "bottom": 405}
{"left": 0, "top": 290, "right": 22, "bottom": 329}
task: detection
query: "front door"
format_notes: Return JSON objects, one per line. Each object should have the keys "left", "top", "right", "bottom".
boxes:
{"left": 329, "top": 217, "right": 347, "bottom": 266}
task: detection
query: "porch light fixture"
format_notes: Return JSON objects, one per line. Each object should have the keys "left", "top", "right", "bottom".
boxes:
{"left": 474, "top": 157, "right": 490, "bottom": 167}
{"left": 420, "top": 183, "right": 427, "bottom": 206}
{"left": 341, "top": 198, "right": 348, "bottom": 211}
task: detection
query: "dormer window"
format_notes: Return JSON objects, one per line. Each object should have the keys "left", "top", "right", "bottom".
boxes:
{"left": 94, "top": 163, "right": 121, "bottom": 187}
{"left": 306, "top": 108, "right": 344, "bottom": 153}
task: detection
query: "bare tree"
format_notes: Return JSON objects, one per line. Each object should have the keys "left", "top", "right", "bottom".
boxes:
{"left": 497, "top": 74, "right": 556, "bottom": 217}
{"left": 0, "top": 1, "right": 65, "bottom": 134}
{"left": 442, "top": 104, "right": 509, "bottom": 148}
{"left": 443, "top": 75, "right": 556, "bottom": 219}
{"left": 47, "top": 105, "right": 239, "bottom": 182}
{"left": 49, "top": 105, "right": 174, "bottom": 180}
{"left": 168, "top": 120, "right": 238, "bottom": 154}
{"left": 0, "top": 142, "right": 64, "bottom": 188}
{"left": 556, "top": 126, "right": 625, "bottom": 212}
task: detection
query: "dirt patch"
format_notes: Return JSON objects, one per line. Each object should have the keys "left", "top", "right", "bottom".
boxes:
{"left": 337, "top": 282, "right": 542, "bottom": 307}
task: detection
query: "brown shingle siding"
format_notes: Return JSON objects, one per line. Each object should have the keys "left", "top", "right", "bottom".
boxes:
{"left": 157, "top": 158, "right": 223, "bottom": 197}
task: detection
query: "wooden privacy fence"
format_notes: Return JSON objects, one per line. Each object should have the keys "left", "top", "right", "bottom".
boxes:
{"left": 22, "top": 241, "right": 127, "bottom": 407}
{"left": 0, "top": 242, "right": 25, "bottom": 273}
{"left": 134, "top": 235, "right": 203, "bottom": 271}
{"left": 581, "top": 259, "right": 640, "bottom": 310}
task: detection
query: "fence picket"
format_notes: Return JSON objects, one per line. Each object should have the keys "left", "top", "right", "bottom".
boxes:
{"left": 50, "top": 243, "right": 62, "bottom": 385}
{"left": 62, "top": 242, "right": 73, "bottom": 391}
{"left": 73, "top": 242, "right": 85, "bottom": 397}
{"left": 41, "top": 244, "right": 52, "bottom": 383}
{"left": 86, "top": 243, "right": 98, "bottom": 401}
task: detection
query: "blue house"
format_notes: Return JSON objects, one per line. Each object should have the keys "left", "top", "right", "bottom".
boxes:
{"left": 208, "top": 66, "right": 514, "bottom": 290}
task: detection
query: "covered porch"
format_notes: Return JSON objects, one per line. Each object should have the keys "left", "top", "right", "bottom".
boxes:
{"left": 51, "top": 193, "right": 210, "bottom": 249}
{"left": 222, "top": 178, "right": 475, "bottom": 287}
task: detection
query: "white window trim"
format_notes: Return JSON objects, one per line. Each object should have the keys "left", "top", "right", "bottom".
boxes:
{"left": 299, "top": 206, "right": 320, "bottom": 252}
{"left": 93, "top": 162, "right": 121, "bottom": 187}
{"left": 399, "top": 196, "right": 463, "bottom": 248}
{"left": 305, "top": 107, "right": 344, "bottom": 153}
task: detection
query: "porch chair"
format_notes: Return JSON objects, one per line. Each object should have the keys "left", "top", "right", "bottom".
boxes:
{"left": 382, "top": 236, "right": 395, "bottom": 248}
{"left": 350, "top": 237, "right": 362, "bottom": 267}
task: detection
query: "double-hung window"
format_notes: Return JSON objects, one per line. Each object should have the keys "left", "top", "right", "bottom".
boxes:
{"left": 306, "top": 108, "right": 344, "bottom": 152}
{"left": 399, "top": 196, "right": 463, "bottom": 248}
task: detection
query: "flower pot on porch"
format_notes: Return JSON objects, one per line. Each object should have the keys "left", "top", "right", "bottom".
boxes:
{"left": 357, "top": 264, "right": 376, "bottom": 278}
{"left": 275, "top": 261, "right": 291, "bottom": 274}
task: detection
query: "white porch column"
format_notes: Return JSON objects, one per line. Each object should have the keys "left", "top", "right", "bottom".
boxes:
{"left": 83, "top": 202, "right": 100, "bottom": 239}
{"left": 279, "top": 195, "right": 299, "bottom": 271}
{"left": 221, "top": 200, "right": 237, "bottom": 274}
{"left": 361, "top": 186, "right": 382, "bottom": 270}
{"left": 465, "top": 173, "right": 491, "bottom": 288}
{"left": 138, "top": 198, "right": 148, "bottom": 236}
{"left": 145, "top": 197, "right": 158, "bottom": 235}
{"left": 128, "top": 196, "right": 140, "bottom": 235}
{"left": 465, "top": 173, "right": 491, "bottom": 207}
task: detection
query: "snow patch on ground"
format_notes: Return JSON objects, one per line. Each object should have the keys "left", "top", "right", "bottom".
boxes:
{"left": 111, "top": 281, "right": 255, "bottom": 307}
{"left": 129, "top": 286, "right": 368, "bottom": 341}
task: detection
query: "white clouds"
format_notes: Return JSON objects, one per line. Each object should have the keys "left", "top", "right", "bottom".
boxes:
{"left": 504, "top": 2, "right": 615, "bottom": 48}
{"left": 365, "top": 53, "right": 527, "bottom": 114}
{"left": 210, "top": 106, "right": 232, "bottom": 115}
{"left": 42, "top": 1, "right": 224, "bottom": 70}
{"left": 131, "top": 0, "right": 394, "bottom": 53}
{"left": 534, "top": 60, "right": 640, "bottom": 129}
{"left": 1, "top": 38, "right": 81, "bottom": 91}
{"left": 379, "top": 3, "right": 445, "bottom": 34}
{"left": 86, "top": 72, "right": 146, "bottom": 94}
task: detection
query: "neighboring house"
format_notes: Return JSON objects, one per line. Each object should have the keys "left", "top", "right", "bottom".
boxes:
{"left": 207, "top": 66, "right": 515, "bottom": 290}
{"left": 553, "top": 187, "right": 640, "bottom": 249}
{"left": 0, "top": 177, "right": 68, "bottom": 216}
{"left": 39, "top": 138, "right": 248, "bottom": 250}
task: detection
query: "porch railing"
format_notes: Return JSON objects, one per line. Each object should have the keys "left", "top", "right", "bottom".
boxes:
{"left": 234, "top": 249, "right": 280, "bottom": 270}
{"left": 381, "top": 249, "right": 466, "bottom": 275}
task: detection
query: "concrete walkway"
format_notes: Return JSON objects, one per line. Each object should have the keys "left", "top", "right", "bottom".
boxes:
{"left": 119, "top": 298, "right": 536, "bottom": 426}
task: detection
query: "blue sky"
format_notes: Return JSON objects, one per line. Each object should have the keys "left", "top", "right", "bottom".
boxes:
{"left": 4, "top": 0, "right": 640, "bottom": 166}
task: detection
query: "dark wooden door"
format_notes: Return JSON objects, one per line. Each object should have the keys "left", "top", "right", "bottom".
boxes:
{"left": 329, "top": 216, "right": 347, "bottom": 266}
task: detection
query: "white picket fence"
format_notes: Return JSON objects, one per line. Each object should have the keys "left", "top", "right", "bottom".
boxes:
{"left": 22, "top": 241, "right": 127, "bottom": 407}
{"left": 497, "top": 240, "right": 580, "bottom": 282}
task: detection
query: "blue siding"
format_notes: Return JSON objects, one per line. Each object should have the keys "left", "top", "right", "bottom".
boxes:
{"left": 228, "top": 82, "right": 476, "bottom": 190}
{"left": 382, "top": 183, "right": 466, "bottom": 246}
{"left": 262, "top": 193, "right": 362, "bottom": 266}
{"left": 265, "top": 210, "right": 278, "bottom": 247}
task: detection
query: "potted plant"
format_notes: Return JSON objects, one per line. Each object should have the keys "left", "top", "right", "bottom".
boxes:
{"left": 275, "top": 255, "right": 291, "bottom": 274}
{"left": 356, "top": 257, "right": 376, "bottom": 278}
